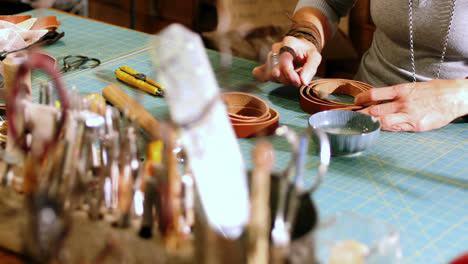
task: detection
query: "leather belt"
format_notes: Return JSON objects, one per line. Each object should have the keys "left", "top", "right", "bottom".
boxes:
{"left": 221, "top": 92, "right": 279, "bottom": 138}
{"left": 0, "top": 15, "right": 61, "bottom": 31}
{"left": 299, "top": 78, "right": 376, "bottom": 114}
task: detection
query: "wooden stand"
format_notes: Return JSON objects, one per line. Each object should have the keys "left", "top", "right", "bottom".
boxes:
{"left": 0, "top": 186, "right": 193, "bottom": 264}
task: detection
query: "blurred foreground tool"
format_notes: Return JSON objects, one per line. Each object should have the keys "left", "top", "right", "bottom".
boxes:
{"left": 451, "top": 252, "right": 468, "bottom": 264}
{"left": 116, "top": 66, "right": 164, "bottom": 96}
{"left": 102, "top": 84, "right": 161, "bottom": 140}
{"left": 152, "top": 23, "right": 250, "bottom": 240}
{"left": 247, "top": 140, "right": 274, "bottom": 264}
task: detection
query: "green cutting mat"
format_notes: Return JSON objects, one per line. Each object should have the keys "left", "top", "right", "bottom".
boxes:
{"left": 24, "top": 10, "right": 468, "bottom": 264}
{"left": 40, "top": 47, "right": 468, "bottom": 264}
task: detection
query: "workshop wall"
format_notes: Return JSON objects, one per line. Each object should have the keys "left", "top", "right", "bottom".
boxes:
{"left": 88, "top": 0, "right": 211, "bottom": 33}
{"left": 87, "top": 0, "right": 375, "bottom": 78}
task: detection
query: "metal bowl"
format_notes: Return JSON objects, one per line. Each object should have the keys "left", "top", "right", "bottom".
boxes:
{"left": 308, "top": 110, "right": 380, "bottom": 156}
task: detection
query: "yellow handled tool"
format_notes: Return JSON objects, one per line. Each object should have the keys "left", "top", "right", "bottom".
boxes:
{"left": 116, "top": 65, "right": 164, "bottom": 96}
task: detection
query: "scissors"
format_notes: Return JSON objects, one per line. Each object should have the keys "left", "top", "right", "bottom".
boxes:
{"left": 60, "top": 55, "right": 101, "bottom": 73}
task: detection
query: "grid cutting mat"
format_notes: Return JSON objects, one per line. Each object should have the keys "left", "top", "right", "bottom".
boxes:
{"left": 18, "top": 9, "right": 152, "bottom": 87}
{"left": 41, "top": 46, "right": 468, "bottom": 264}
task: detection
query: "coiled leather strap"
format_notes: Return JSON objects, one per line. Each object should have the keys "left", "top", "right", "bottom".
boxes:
{"left": 299, "top": 79, "right": 375, "bottom": 114}
{"left": 221, "top": 92, "right": 280, "bottom": 138}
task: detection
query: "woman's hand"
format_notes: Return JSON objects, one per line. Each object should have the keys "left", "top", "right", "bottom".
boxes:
{"left": 252, "top": 7, "right": 331, "bottom": 87}
{"left": 252, "top": 36, "right": 322, "bottom": 87}
{"left": 355, "top": 79, "right": 468, "bottom": 132}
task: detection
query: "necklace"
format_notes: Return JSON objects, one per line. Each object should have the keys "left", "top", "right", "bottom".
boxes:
{"left": 408, "top": 0, "right": 457, "bottom": 82}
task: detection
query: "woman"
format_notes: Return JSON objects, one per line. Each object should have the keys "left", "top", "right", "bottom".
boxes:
{"left": 252, "top": 0, "right": 468, "bottom": 132}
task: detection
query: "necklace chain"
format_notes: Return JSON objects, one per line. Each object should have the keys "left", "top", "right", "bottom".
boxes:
{"left": 408, "top": 0, "right": 457, "bottom": 82}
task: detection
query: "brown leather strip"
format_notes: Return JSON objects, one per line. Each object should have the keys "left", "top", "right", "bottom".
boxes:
{"left": 31, "top": 16, "right": 61, "bottom": 31}
{"left": 0, "top": 15, "right": 32, "bottom": 24}
{"left": 0, "top": 15, "right": 60, "bottom": 31}
{"left": 299, "top": 79, "right": 376, "bottom": 114}
{"left": 221, "top": 92, "right": 280, "bottom": 138}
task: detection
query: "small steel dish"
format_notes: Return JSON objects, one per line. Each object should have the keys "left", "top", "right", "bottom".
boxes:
{"left": 308, "top": 110, "right": 380, "bottom": 156}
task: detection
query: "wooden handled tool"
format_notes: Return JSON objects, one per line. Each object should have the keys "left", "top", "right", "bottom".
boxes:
{"left": 248, "top": 140, "right": 274, "bottom": 264}
{"left": 102, "top": 84, "right": 161, "bottom": 140}
{"left": 161, "top": 123, "right": 184, "bottom": 251}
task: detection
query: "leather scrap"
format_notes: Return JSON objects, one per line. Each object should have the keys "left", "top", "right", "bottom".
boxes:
{"left": 221, "top": 92, "right": 279, "bottom": 138}
{"left": 0, "top": 15, "right": 63, "bottom": 61}
{"left": 30, "top": 16, "right": 61, "bottom": 31}
{"left": 0, "top": 15, "right": 32, "bottom": 24}
{"left": 0, "top": 15, "right": 61, "bottom": 31}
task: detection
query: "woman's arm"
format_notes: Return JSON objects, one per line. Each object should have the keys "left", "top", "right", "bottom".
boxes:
{"left": 252, "top": 7, "right": 332, "bottom": 87}
{"left": 355, "top": 79, "right": 468, "bottom": 132}
{"left": 291, "top": 7, "right": 334, "bottom": 51}
{"left": 253, "top": 0, "right": 358, "bottom": 86}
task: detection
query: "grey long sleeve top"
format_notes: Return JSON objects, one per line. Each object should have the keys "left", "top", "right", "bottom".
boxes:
{"left": 295, "top": 0, "right": 468, "bottom": 87}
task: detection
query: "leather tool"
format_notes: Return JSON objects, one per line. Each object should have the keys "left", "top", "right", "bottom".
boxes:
{"left": 221, "top": 92, "right": 279, "bottom": 138}
{"left": 102, "top": 84, "right": 161, "bottom": 140}
{"left": 116, "top": 66, "right": 164, "bottom": 96}
{"left": 60, "top": 55, "right": 100, "bottom": 73}
{"left": 299, "top": 79, "right": 376, "bottom": 114}
{"left": 248, "top": 140, "right": 274, "bottom": 264}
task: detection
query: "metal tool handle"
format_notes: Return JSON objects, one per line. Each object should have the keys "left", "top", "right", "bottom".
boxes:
{"left": 303, "top": 127, "right": 330, "bottom": 195}
{"left": 62, "top": 55, "right": 100, "bottom": 72}
{"left": 271, "top": 125, "right": 299, "bottom": 248}
{"left": 270, "top": 125, "right": 330, "bottom": 249}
